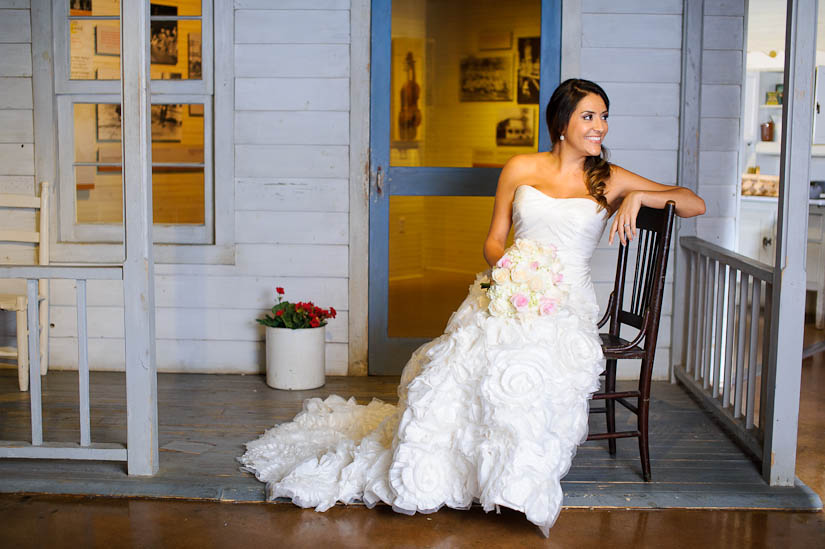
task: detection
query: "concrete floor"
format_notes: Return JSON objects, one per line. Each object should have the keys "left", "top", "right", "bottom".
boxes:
{"left": 1, "top": 325, "right": 823, "bottom": 547}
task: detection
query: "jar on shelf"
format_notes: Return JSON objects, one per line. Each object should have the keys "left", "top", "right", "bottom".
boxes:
{"left": 760, "top": 120, "right": 775, "bottom": 141}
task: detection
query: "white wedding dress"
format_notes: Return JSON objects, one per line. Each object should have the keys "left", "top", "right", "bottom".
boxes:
{"left": 240, "top": 184, "right": 609, "bottom": 535}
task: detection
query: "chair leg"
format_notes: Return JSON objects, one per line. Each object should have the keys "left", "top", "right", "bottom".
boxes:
{"left": 16, "top": 305, "right": 29, "bottom": 392}
{"left": 605, "top": 358, "right": 617, "bottom": 455}
{"left": 638, "top": 358, "right": 653, "bottom": 482}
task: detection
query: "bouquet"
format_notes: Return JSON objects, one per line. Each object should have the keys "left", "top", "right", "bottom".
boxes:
{"left": 257, "top": 287, "right": 337, "bottom": 329}
{"left": 482, "top": 238, "right": 568, "bottom": 318}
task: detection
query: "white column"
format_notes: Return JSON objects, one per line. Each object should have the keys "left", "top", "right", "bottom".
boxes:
{"left": 671, "top": 0, "right": 703, "bottom": 380}
{"left": 763, "top": 0, "right": 817, "bottom": 486}
{"left": 121, "top": 0, "right": 159, "bottom": 476}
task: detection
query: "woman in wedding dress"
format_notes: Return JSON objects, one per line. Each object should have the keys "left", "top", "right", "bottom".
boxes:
{"left": 240, "top": 79, "right": 706, "bottom": 536}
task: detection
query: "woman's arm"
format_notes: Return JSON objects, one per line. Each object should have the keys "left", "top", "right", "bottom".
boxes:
{"left": 483, "top": 158, "right": 524, "bottom": 267}
{"left": 608, "top": 165, "right": 706, "bottom": 245}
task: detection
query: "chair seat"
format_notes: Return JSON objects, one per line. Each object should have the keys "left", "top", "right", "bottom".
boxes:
{"left": 0, "top": 293, "right": 25, "bottom": 311}
{"left": 599, "top": 333, "right": 646, "bottom": 359}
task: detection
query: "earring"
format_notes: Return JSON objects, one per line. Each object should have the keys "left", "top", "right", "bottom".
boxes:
{"left": 559, "top": 135, "right": 565, "bottom": 141}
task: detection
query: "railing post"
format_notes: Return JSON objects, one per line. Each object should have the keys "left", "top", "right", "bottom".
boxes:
{"left": 762, "top": 0, "right": 816, "bottom": 486}
{"left": 121, "top": 0, "right": 159, "bottom": 475}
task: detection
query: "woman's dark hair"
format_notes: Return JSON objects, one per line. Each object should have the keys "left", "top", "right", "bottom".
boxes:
{"left": 545, "top": 78, "right": 611, "bottom": 211}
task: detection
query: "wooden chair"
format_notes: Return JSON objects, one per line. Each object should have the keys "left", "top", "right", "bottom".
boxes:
{"left": 0, "top": 182, "right": 50, "bottom": 391}
{"left": 587, "top": 201, "right": 676, "bottom": 481}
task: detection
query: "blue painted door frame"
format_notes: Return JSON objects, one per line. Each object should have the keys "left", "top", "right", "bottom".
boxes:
{"left": 368, "top": 0, "right": 562, "bottom": 374}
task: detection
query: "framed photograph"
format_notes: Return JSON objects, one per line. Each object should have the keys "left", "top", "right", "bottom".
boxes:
{"left": 95, "top": 103, "right": 122, "bottom": 142}
{"left": 151, "top": 104, "right": 183, "bottom": 142}
{"left": 189, "top": 104, "right": 204, "bottom": 117}
{"left": 459, "top": 56, "right": 513, "bottom": 102}
{"left": 70, "top": 0, "right": 92, "bottom": 16}
{"left": 95, "top": 24, "right": 120, "bottom": 56}
{"left": 478, "top": 29, "right": 512, "bottom": 51}
{"left": 188, "top": 32, "right": 202, "bottom": 80}
{"left": 391, "top": 37, "right": 425, "bottom": 143}
{"left": 496, "top": 107, "right": 536, "bottom": 147}
{"left": 150, "top": 4, "right": 178, "bottom": 65}
{"left": 517, "top": 37, "right": 541, "bottom": 104}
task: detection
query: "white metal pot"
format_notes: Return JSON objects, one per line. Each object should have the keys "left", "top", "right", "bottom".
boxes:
{"left": 265, "top": 325, "right": 326, "bottom": 390}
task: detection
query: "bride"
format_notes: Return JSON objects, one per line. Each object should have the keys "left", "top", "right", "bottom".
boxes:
{"left": 239, "top": 79, "right": 706, "bottom": 536}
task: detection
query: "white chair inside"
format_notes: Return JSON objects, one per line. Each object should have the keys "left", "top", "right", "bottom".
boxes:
{"left": 0, "top": 182, "right": 50, "bottom": 391}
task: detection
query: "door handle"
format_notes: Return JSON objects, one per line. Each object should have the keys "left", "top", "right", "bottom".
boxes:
{"left": 763, "top": 236, "right": 772, "bottom": 248}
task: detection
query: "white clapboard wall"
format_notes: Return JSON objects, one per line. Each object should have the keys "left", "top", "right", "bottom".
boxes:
{"left": 0, "top": 0, "right": 36, "bottom": 348}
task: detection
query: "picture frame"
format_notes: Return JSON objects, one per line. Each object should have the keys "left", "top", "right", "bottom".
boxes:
{"left": 517, "top": 37, "right": 541, "bottom": 105}
{"left": 495, "top": 107, "right": 536, "bottom": 147}
{"left": 150, "top": 4, "right": 178, "bottom": 65}
{"left": 189, "top": 104, "right": 204, "bottom": 117}
{"left": 188, "top": 32, "right": 202, "bottom": 80}
{"left": 151, "top": 104, "right": 183, "bottom": 142}
{"left": 459, "top": 55, "right": 513, "bottom": 102}
{"left": 95, "top": 103, "right": 122, "bottom": 142}
{"left": 70, "top": 0, "right": 92, "bottom": 16}
{"left": 94, "top": 23, "right": 120, "bottom": 56}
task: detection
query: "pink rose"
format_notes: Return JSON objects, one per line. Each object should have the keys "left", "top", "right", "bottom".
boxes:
{"left": 539, "top": 297, "right": 558, "bottom": 316}
{"left": 497, "top": 256, "right": 513, "bottom": 268}
{"left": 530, "top": 261, "right": 540, "bottom": 271}
{"left": 510, "top": 293, "right": 529, "bottom": 311}
{"left": 553, "top": 272, "right": 564, "bottom": 284}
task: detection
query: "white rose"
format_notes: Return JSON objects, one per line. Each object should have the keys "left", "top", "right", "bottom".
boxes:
{"left": 516, "top": 239, "right": 538, "bottom": 254}
{"left": 510, "top": 267, "right": 529, "bottom": 284}
{"left": 492, "top": 268, "right": 511, "bottom": 284}
{"left": 528, "top": 275, "right": 545, "bottom": 292}
{"left": 558, "top": 329, "right": 603, "bottom": 376}
{"left": 488, "top": 297, "right": 513, "bottom": 317}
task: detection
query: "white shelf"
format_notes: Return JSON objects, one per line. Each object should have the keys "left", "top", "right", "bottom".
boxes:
{"left": 759, "top": 104, "right": 783, "bottom": 108}
{"left": 754, "top": 141, "right": 825, "bottom": 156}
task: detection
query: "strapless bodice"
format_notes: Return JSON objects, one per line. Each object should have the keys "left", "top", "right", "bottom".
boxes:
{"left": 512, "top": 184, "right": 609, "bottom": 291}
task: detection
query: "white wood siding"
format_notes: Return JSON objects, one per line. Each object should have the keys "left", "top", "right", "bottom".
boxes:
{"left": 43, "top": 1, "right": 353, "bottom": 376}
{"left": 0, "top": 3, "right": 34, "bottom": 349}
{"left": 698, "top": 1, "right": 746, "bottom": 249}
{"left": 581, "top": 0, "right": 682, "bottom": 380}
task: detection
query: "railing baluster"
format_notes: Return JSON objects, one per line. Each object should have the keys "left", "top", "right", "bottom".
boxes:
{"left": 758, "top": 283, "right": 772, "bottom": 430}
{"left": 723, "top": 266, "right": 737, "bottom": 408}
{"left": 77, "top": 279, "right": 91, "bottom": 447}
{"left": 26, "top": 278, "right": 43, "bottom": 446}
{"left": 695, "top": 254, "right": 708, "bottom": 381}
{"left": 712, "top": 263, "right": 726, "bottom": 398}
{"left": 686, "top": 251, "right": 697, "bottom": 374}
{"left": 734, "top": 273, "right": 749, "bottom": 419}
{"left": 746, "top": 279, "right": 761, "bottom": 429}
{"left": 702, "top": 259, "right": 717, "bottom": 389}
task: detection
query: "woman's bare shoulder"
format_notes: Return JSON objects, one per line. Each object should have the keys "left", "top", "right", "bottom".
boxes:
{"left": 500, "top": 153, "right": 546, "bottom": 187}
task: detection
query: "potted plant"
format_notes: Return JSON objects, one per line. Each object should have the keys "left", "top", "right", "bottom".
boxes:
{"left": 257, "top": 287, "right": 337, "bottom": 390}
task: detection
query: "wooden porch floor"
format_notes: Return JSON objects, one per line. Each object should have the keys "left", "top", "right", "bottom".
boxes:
{"left": 0, "top": 370, "right": 820, "bottom": 511}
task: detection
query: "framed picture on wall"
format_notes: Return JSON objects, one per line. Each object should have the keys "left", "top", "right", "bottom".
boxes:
{"left": 151, "top": 104, "right": 183, "bottom": 142}
{"left": 517, "top": 37, "right": 541, "bottom": 104}
{"left": 94, "top": 24, "right": 120, "bottom": 56}
{"left": 496, "top": 107, "right": 536, "bottom": 147}
{"left": 95, "top": 103, "right": 122, "bottom": 142}
{"left": 150, "top": 4, "right": 178, "bottom": 65}
{"left": 189, "top": 104, "right": 204, "bottom": 117}
{"left": 188, "top": 32, "right": 202, "bottom": 80}
{"left": 459, "top": 56, "right": 513, "bottom": 102}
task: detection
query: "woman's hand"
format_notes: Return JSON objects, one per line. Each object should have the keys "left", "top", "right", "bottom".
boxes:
{"left": 609, "top": 190, "right": 643, "bottom": 246}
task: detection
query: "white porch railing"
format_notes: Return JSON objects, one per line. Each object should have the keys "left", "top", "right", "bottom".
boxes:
{"left": 0, "top": 265, "right": 125, "bottom": 461}
{"left": 674, "top": 237, "right": 774, "bottom": 464}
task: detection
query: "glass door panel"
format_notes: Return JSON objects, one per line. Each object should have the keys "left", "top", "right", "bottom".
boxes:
{"left": 369, "top": 0, "right": 559, "bottom": 374}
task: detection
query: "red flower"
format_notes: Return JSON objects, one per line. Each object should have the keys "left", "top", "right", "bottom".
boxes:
{"left": 310, "top": 317, "right": 320, "bottom": 328}
{"left": 329, "top": 306, "right": 337, "bottom": 318}
{"left": 275, "top": 310, "right": 283, "bottom": 317}
{"left": 276, "top": 287, "right": 285, "bottom": 295}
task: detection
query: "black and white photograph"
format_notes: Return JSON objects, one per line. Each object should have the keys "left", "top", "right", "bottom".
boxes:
{"left": 151, "top": 103, "right": 183, "bottom": 142}
{"left": 517, "top": 37, "right": 541, "bottom": 104}
{"left": 150, "top": 4, "right": 178, "bottom": 65}
{"left": 188, "top": 32, "right": 202, "bottom": 80}
{"left": 495, "top": 106, "right": 535, "bottom": 147}
{"left": 70, "top": 0, "right": 92, "bottom": 16}
{"left": 459, "top": 55, "right": 512, "bottom": 102}
{"left": 95, "top": 103, "right": 121, "bottom": 142}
